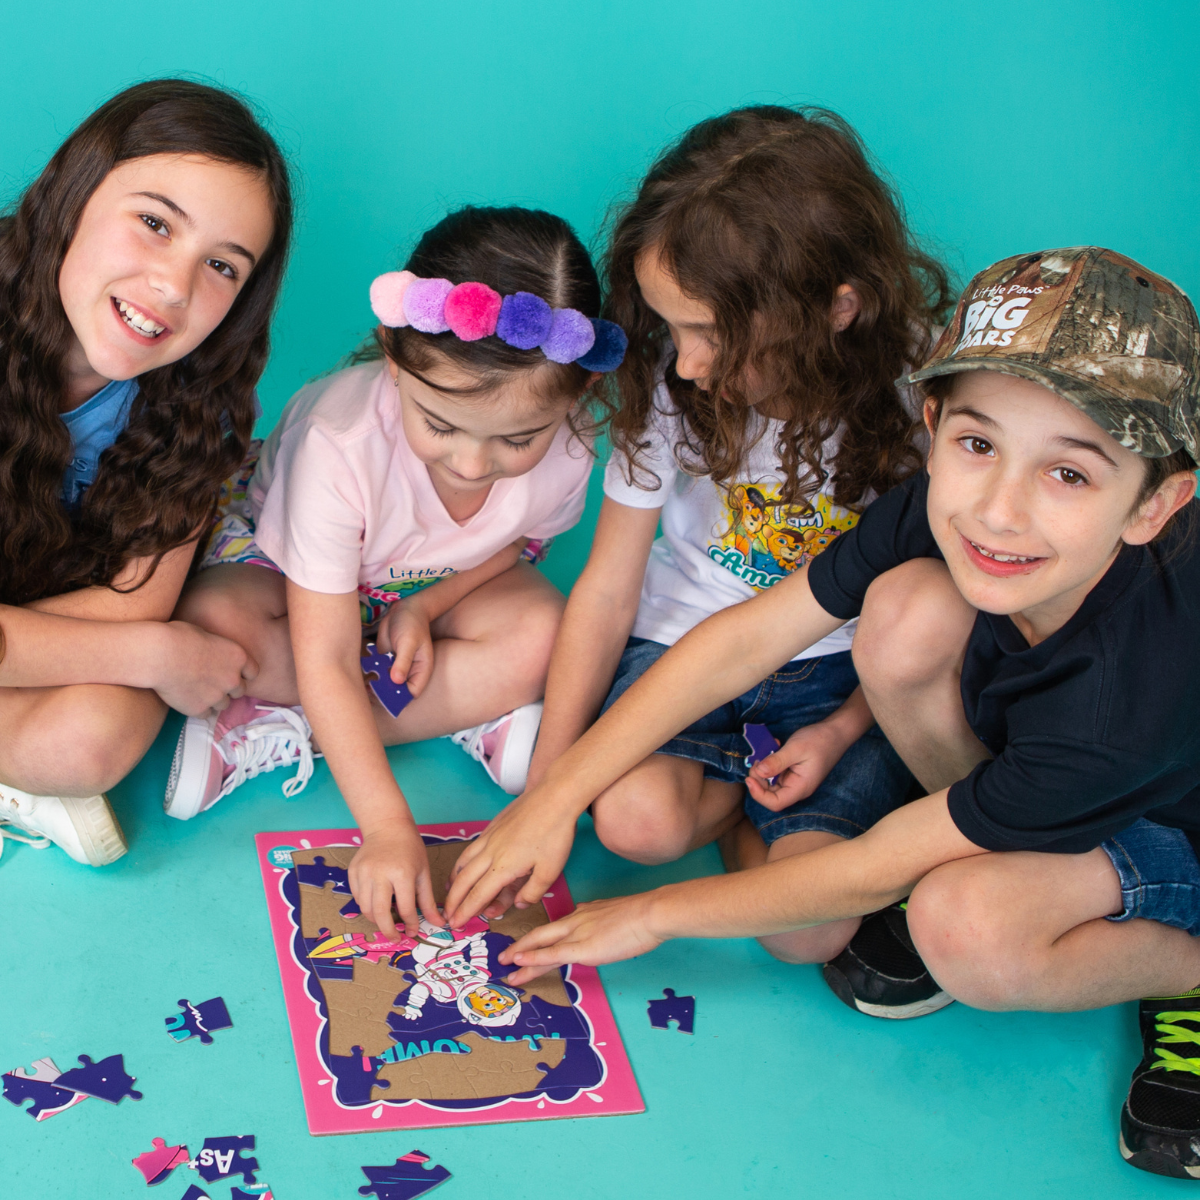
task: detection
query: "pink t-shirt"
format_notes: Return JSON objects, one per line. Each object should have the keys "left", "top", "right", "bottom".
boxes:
{"left": 249, "top": 363, "right": 592, "bottom": 601}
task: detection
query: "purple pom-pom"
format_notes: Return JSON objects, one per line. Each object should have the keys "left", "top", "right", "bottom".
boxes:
{"left": 403, "top": 277, "right": 454, "bottom": 333}
{"left": 576, "top": 319, "right": 628, "bottom": 372}
{"left": 496, "top": 292, "right": 553, "bottom": 350}
{"left": 542, "top": 308, "right": 596, "bottom": 364}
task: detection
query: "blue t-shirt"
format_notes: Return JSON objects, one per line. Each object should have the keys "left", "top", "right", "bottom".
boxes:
{"left": 60, "top": 378, "right": 138, "bottom": 508}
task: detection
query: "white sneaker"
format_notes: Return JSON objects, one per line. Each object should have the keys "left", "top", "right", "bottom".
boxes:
{"left": 447, "top": 702, "right": 543, "bottom": 795}
{"left": 0, "top": 784, "right": 127, "bottom": 866}
{"left": 164, "top": 695, "right": 315, "bottom": 821}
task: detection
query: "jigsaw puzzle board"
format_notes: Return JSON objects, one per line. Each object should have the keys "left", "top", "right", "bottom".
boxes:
{"left": 256, "top": 825, "right": 644, "bottom": 1134}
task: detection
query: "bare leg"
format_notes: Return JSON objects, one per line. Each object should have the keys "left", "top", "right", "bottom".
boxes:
{"left": 908, "top": 848, "right": 1200, "bottom": 1010}
{"left": 722, "top": 823, "right": 862, "bottom": 962}
{"left": 0, "top": 683, "right": 166, "bottom": 796}
{"left": 377, "top": 562, "right": 565, "bottom": 743}
{"left": 853, "top": 559, "right": 990, "bottom": 793}
{"left": 176, "top": 565, "right": 298, "bottom": 703}
{"left": 590, "top": 753, "right": 744, "bottom": 866}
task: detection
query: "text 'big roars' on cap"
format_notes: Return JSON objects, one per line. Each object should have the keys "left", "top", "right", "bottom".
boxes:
{"left": 907, "top": 247, "right": 1200, "bottom": 460}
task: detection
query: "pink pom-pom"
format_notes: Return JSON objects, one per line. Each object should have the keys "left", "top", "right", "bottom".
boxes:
{"left": 444, "top": 281, "right": 502, "bottom": 341}
{"left": 403, "top": 277, "right": 455, "bottom": 333}
{"left": 369, "top": 271, "right": 417, "bottom": 327}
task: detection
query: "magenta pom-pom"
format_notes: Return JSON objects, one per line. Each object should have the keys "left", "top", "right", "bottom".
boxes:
{"left": 542, "top": 308, "right": 596, "bottom": 363}
{"left": 369, "top": 271, "right": 416, "bottom": 327}
{"left": 496, "top": 292, "right": 553, "bottom": 350}
{"left": 444, "top": 281, "right": 502, "bottom": 341}
{"left": 403, "top": 277, "right": 454, "bottom": 333}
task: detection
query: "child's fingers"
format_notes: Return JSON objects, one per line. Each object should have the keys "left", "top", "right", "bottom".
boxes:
{"left": 443, "top": 853, "right": 494, "bottom": 922}
{"left": 515, "top": 867, "right": 557, "bottom": 911}
{"left": 393, "top": 878, "right": 422, "bottom": 937}
{"left": 416, "top": 873, "right": 444, "bottom": 928}
{"left": 369, "top": 882, "right": 401, "bottom": 941}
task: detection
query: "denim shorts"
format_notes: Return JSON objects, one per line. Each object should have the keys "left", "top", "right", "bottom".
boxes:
{"left": 600, "top": 638, "right": 913, "bottom": 846}
{"left": 1101, "top": 819, "right": 1200, "bottom": 937}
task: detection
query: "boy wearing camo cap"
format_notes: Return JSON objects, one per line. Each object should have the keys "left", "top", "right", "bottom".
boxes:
{"left": 454, "top": 248, "right": 1200, "bottom": 1180}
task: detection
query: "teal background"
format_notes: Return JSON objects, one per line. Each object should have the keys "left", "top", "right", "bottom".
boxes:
{"left": 2, "top": 2, "right": 1199, "bottom": 1197}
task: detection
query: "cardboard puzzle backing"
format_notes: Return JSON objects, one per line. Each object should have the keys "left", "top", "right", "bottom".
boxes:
{"left": 255, "top": 825, "right": 644, "bottom": 1134}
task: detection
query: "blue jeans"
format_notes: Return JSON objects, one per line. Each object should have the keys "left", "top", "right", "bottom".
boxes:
{"left": 600, "top": 638, "right": 914, "bottom": 846}
{"left": 1101, "top": 819, "right": 1200, "bottom": 937}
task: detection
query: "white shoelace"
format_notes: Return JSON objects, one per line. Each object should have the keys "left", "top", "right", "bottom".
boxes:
{"left": 447, "top": 713, "right": 508, "bottom": 765}
{"left": 215, "top": 705, "right": 315, "bottom": 800}
{"left": 0, "top": 798, "right": 52, "bottom": 861}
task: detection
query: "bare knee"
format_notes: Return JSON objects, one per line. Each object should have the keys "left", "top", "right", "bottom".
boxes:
{"left": 507, "top": 591, "right": 565, "bottom": 699}
{"left": 8, "top": 686, "right": 163, "bottom": 795}
{"left": 592, "top": 773, "right": 695, "bottom": 866}
{"left": 907, "top": 863, "right": 1034, "bottom": 1011}
{"left": 854, "top": 560, "right": 972, "bottom": 694}
{"left": 757, "top": 920, "right": 860, "bottom": 965}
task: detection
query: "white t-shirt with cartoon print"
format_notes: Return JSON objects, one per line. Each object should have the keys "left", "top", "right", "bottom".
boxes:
{"left": 603, "top": 381, "right": 865, "bottom": 661}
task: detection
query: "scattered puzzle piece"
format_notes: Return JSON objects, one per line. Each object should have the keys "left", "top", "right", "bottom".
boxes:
{"left": 178, "top": 1187, "right": 211, "bottom": 1200}
{"left": 193, "top": 1135, "right": 259, "bottom": 1185}
{"left": 132, "top": 1137, "right": 190, "bottom": 1186}
{"left": 361, "top": 644, "right": 414, "bottom": 718}
{"left": 2, "top": 1070, "right": 81, "bottom": 1120}
{"left": 54, "top": 1053, "right": 142, "bottom": 1104}
{"left": 231, "top": 1187, "right": 273, "bottom": 1200}
{"left": 359, "top": 1150, "right": 451, "bottom": 1200}
{"left": 165, "top": 997, "right": 233, "bottom": 1045}
{"left": 647, "top": 988, "right": 695, "bottom": 1034}
{"left": 742, "top": 722, "right": 780, "bottom": 784}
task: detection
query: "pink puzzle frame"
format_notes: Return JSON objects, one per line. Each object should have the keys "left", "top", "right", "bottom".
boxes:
{"left": 255, "top": 824, "right": 644, "bottom": 1134}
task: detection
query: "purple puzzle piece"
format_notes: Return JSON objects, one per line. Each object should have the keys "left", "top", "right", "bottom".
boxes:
{"left": 54, "top": 1054, "right": 142, "bottom": 1104}
{"left": 194, "top": 1135, "right": 259, "bottom": 1185}
{"left": 647, "top": 987, "right": 696, "bottom": 1034}
{"left": 179, "top": 1187, "right": 212, "bottom": 1200}
{"left": 1, "top": 1072, "right": 80, "bottom": 1119}
{"left": 742, "top": 722, "right": 780, "bottom": 785}
{"left": 165, "top": 997, "right": 233, "bottom": 1045}
{"left": 359, "top": 1150, "right": 451, "bottom": 1200}
{"left": 295, "top": 856, "right": 352, "bottom": 894}
{"left": 361, "top": 644, "right": 414, "bottom": 718}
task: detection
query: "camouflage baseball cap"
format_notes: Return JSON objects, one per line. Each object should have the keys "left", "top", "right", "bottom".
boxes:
{"left": 906, "top": 247, "right": 1200, "bottom": 460}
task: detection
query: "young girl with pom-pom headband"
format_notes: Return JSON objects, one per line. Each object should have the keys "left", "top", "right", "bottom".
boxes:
{"left": 167, "top": 205, "right": 624, "bottom": 937}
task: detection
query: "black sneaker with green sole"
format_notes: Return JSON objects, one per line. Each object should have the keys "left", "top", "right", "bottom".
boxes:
{"left": 1121, "top": 994, "right": 1200, "bottom": 1179}
{"left": 822, "top": 901, "right": 954, "bottom": 1020}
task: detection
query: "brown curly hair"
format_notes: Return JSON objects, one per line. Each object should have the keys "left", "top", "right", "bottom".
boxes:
{"left": 605, "top": 105, "right": 953, "bottom": 510}
{"left": 0, "top": 78, "right": 292, "bottom": 605}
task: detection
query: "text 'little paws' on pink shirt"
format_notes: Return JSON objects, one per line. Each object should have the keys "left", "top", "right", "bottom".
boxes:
{"left": 248, "top": 363, "right": 592, "bottom": 600}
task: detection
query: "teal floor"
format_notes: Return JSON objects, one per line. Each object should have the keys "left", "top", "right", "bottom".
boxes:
{"left": 0, "top": 477, "right": 1189, "bottom": 1199}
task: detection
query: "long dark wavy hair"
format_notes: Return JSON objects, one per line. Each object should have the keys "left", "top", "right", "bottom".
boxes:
{"left": 360, "top": 206, "right": 605, "bottom": 437}
{"left": 606, "top": 105, "right": 953, "bottom": 510}
{"left": 0, "top": 78, "right": 292, "bottom": 604}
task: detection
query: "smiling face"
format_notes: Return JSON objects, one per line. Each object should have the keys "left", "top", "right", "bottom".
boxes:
{"left": 925, "top": 370, "right": 1196, "bottom": 643}
{"left": 57, "top": 153, "right": 274, "bottom": 407}
{"left": 388, "top": 352, "right": 575, "bottom": 516}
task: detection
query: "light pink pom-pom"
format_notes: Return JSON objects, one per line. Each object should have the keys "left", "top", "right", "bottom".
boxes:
{"left": 444, "top": 281, "right": 502, "bottom": 341}
{"left": 369, "top": 271, "right": 416, "bottom": 327}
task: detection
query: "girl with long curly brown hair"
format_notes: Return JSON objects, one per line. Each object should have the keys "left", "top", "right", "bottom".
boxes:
{"left": 0, "top": 79, "right": 292, "bottom": 867}
{"left": 446, "top": 105, "right": 952, "bottom": 938}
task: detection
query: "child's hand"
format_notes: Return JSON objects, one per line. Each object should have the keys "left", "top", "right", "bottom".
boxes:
{"left": 348, "top": 820, "right": 443, "bottom": 938}
{"left": 498, "top": 891, "right": 665, "bottom": 986}
{"left": 745, "top": 719, "right": 853, "bottom": 812}
{"left": 154, "top": 621, "right": 254, "bottom": 716}
{"left": 378, "top": 601, "right": 434, "bottom": 698}
{"left": 443, "top": 792, "right": 578, "bottom": 927}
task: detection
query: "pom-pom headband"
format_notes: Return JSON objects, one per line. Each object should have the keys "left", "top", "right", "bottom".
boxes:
{"left": 369, "top": 271, "right": 628, "bottom": 373}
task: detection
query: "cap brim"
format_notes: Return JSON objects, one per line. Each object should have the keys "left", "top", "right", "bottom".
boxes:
{"left": 903, "top": 358, "right": 1189, "bottom": 460}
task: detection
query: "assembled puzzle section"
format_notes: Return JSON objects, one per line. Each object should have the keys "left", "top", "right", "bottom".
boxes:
{"left": 256, "top": 825, "right": 643, "bottom": 1133}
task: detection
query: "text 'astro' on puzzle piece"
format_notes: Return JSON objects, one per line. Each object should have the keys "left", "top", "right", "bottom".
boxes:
{"left": 256, "top": 824, "right": 644, "bottom": 1133}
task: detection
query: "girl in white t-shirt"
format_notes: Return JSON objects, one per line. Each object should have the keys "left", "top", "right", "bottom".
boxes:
{"left": 445, "top": 107, "right": 950, "bottom": 963}
{"left": 167, "top": 206, "right": 626, "bottom": 934}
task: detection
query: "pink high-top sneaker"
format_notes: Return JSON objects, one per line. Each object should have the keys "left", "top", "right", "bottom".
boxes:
{"left": 447, "top": 702, "right": 543, "bottom": 795}
{"left": 164, "top": 696, "right": 315, "bottom": 820}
